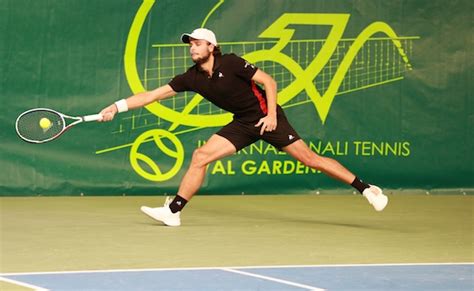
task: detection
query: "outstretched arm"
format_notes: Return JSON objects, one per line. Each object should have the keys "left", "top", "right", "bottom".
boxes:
{"left": 99, "top": 85, "right": 176, "bottom": 121}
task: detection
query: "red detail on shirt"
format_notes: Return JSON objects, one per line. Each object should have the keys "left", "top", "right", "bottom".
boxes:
{"left": 251, "top": 81, "right": 268, "bottom": 115}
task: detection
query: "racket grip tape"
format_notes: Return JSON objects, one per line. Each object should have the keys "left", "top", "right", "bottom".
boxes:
{"left": 83, "top": 114, "right": 103, "bottom": 122}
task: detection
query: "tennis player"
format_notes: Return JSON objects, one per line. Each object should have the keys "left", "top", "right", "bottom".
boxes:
{"left": 99, "top": 28, "right": 388, "bottom": 226}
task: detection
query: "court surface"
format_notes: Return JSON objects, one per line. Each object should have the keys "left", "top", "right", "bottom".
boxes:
{"left": 1, "top": 263, "right": 473, "bottom": 290}
{"left": 1, "top": 194, "right": 473, "bottom": 290}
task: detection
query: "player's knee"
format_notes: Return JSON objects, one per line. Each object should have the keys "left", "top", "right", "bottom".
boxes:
{"left": 191, "top": 148, "right": 211, "bottom": 168}
{"left": 301, "top": 152, "right": 321, "bottom": 169}
{"left": 300, "top": 152, "right": 318, "bottom": 168}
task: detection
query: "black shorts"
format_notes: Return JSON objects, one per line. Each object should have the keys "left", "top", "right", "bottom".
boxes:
{"left": 216, "top": 109, "right": 301, "bottom": 151}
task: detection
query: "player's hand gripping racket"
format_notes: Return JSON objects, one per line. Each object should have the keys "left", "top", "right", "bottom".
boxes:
{"left": 15, "top": 108, "right": 102, "bottom": 143}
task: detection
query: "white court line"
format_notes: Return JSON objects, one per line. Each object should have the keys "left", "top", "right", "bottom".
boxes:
{"left": 0, "top": 276, "right": 49, "bottom": 291}
{"left": 221, "top": 267, "right": 325, "bottom": 290}
{"left": 1, "top": 262, "right": 472, "bottom": 276}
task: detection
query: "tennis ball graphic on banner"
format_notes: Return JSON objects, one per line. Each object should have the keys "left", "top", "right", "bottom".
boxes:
{"left": 130, "top": 129, "right": 184, "bottom": 182}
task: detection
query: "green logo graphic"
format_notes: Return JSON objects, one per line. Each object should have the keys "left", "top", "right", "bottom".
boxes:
{"left": 97, "top": 0, "right": 418, "bottom": 182}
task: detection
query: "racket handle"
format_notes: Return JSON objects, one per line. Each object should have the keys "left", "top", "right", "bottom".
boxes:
{"left": 83, "top": 114, "right": 103, "bottom": 122}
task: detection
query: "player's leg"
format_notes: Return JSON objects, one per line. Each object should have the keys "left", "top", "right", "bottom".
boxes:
{"left": 282, "top": 140, "right": 388, "bottom": 211}
{"left": 177, "top": 134, "right": 237, "bottom": 201}
{"left": 258, "top": 109, "right": 357, "bottom": 185}
{"left": 140, "top": 134, "right": 237, "bottom": 226}
{"left": 282, "top": 139, "right": 355, "bottom": 183}
{"left": 259, "top": 108, "right": 388, "bottom": 211}
{"left": 141, "top": 116, "right": 261, "bottom": 227}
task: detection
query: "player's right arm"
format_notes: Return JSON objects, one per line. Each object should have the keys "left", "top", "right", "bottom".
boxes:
{"left": 99, "top": 84, "right": 176, "bottom": 122}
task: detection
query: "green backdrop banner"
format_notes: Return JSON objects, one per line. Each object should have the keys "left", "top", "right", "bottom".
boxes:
{"left": 1, "top": 0, "right": 472, "bottom": 195}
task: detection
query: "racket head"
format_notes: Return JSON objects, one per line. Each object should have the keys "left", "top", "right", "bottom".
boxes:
{"left": 15, "top": 108, "right": 66, "bottom": 143}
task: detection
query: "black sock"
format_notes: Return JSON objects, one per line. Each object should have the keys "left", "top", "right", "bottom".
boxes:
{"left": 169, "top": 194, "right": 188, "bottom": 213}
{"left": 351, "top": 177, "right": 370, "bottom": 194}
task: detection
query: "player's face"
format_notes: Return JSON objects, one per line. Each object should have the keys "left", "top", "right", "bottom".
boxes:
{"left": 189, "top": 39, "right": 213, "bottom": 64}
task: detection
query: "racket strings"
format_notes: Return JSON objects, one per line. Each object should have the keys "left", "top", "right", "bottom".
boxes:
{"left": 16, "top": 110, "right": 64, "bottom": 142}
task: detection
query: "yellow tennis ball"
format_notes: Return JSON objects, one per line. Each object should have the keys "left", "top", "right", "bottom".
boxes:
{"left": 39, "top": 117, "right": 52, "bottom": 129}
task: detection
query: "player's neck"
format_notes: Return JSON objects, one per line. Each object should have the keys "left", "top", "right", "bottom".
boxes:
{"left": 199, "top": 54, "right": 215, "bottom": 77}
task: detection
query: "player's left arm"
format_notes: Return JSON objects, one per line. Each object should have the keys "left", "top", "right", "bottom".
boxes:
{"left": 252, "top": 69, "right": 278, "bottom": 135}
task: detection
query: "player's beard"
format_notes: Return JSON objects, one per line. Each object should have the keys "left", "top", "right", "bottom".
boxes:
{"left": 192, "top": 51, "right": 211, "bottom": 65}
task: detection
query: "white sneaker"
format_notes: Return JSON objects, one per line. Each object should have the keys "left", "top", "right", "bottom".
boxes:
{"left": 363, "top": 185, "right": 388, "bottom": 211}
{"left": 140, "top": 197, "right": 181, "bottom": 226}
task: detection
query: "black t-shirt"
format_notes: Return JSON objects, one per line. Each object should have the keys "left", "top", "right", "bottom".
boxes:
{"left": 168, "top": 53, "right": 271, "bottom": 122}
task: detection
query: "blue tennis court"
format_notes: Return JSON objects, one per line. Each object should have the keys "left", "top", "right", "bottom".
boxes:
{"left": 2, "top": 263, "right": 472, "bottom": 290}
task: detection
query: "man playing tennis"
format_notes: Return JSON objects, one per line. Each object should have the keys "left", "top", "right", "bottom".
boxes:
{"left": 99, "top": 28, "right": 388, "bottom": 226}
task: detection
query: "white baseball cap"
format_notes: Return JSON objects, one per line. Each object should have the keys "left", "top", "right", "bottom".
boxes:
{"left": 181, "top": 28, "right": 218, "bottom": 46}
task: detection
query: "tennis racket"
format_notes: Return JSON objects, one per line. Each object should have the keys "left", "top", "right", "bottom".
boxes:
{"left": 15, "top": 108, "right": 102, "bottom": 143}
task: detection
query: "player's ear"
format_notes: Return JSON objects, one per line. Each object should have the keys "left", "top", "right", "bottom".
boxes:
{"left": 208, "top": 42, "right": 215, "bottom": 53}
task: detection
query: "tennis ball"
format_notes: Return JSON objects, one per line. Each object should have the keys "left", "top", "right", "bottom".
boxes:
{"left": 39, "top": 117, "right": 52, "bottom": 129}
